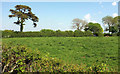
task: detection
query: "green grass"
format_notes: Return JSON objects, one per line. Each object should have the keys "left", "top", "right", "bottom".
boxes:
{"left": 2, "top": 37, "right": 118, "bottom": 71}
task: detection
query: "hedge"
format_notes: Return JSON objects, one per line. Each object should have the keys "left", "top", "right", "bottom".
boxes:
{"left": 3, "top": 29, "right": 120, "bottom": 38}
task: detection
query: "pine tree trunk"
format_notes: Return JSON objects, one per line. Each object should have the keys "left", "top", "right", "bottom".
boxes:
{"left": 20, "top": 19, "right": 24, "bottom": 32}
{"left": 20, "top": 24, "right": 23, "bottom": 32}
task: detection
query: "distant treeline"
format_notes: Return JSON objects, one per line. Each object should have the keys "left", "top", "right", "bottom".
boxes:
{"left": 2, "top": 29, "right": 120, "bottom": 38}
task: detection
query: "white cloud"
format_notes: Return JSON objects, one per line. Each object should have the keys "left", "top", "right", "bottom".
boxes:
{"left": 90, "top": 20, "right": 97, "bottom": 23}
{"left": 112, "top": 13, "right": 118, "bottom": 17}
{"left": 84, "top": 13, "right": 91, "bottom": 22}
{"left": 84, "top": 14, "right": 98, "bottom": 23}
{"left": 112, "top": 2, "right": 117, "bottom": 6}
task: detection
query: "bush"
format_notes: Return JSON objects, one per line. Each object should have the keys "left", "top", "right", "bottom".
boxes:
{"left": 64, "top": 30, "right": 74, "bottom": 37}
{"left": 117, "top": 32, "right": 120, "bottom": 36}
{"left": 111, "top": 33, "right": 118, "bottom": 36}
{"left": 84, "top": 31, "right": 93, "bottom": 36}
{"left": 40, "top": 29, "right": 55, "bottom": 37}
{"left": 55, "top": 30, "right": 62, "bottom": 37}
{"left": 74, "top": 30, "right": 84, "bottom": 37}
{"left": 98, "top": 33, "right": 104, "bottom": 37}
{"left": 88, "top": 63, "right": 114, "bottom": 72}
{"left": 55, "top": 30, "right": 68, "bottom": 37}
{"left": 2, "top": 30, "right": 14, "bottom": 38}
{"left": 93, "top": 32, "right": 103, "bottom": 37}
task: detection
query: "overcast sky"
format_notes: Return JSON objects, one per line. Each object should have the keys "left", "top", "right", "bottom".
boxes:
{"left": 1, "top": 2, "right": 118, "bottom": 32}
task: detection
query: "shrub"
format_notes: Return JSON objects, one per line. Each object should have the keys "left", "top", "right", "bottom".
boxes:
{"left": 88, "top": 63, "right": 113, "bottom": 72}
{"left": 93, "top": 32, "right": 103, "bottom": 37}
{"left": 98, "top": 33, "right": 104, "bottom": 37}
{"left": 74, "top": 30, "right": 84, "bottom": 37}
{"left": 117, "top": 32, "right": 120, "bottom": 36}
{"left": 55, "top": 30, "right": 64, "bottom": 37}
{"left": 111, "top": 33, "right": 118, "bottom": 36}
{"left": 40, "top": 29, "right": 55, "bottom": 37}
{"left": 64, "top": 30, "right": 74, "bottom": 37}
{"left": 84, "top": 31, "right": 93, "bottom": 36}
{"left": 2, "top": 30, "right": 14, "bottom": 38}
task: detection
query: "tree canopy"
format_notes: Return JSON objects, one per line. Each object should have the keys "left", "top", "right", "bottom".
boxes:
{"left": 84, "top": 22, "right": 103, "bottom": 33}
{"left": 113, "top": 16, "right": 120, "bottom": 33}
{"left": 102, "top": 16, "right": 120, "bottom": 33}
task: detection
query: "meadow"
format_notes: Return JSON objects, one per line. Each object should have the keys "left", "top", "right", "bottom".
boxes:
{"left": 2, "top": 37, "right": 118, "bottom": 71}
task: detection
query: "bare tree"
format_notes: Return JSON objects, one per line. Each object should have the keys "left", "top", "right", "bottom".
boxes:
{"left": 72, "top": 18, "right": 88, "bottom": 31}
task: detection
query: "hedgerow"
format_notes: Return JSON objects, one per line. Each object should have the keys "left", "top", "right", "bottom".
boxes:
{"left": 3, "top": 29, "right": 119, "bottom": 38}
{"left": 2, "top": 29, "right": 94, "bottom": 38}
{"left": 2, "top": 45, "right": 114, "bottom": 73}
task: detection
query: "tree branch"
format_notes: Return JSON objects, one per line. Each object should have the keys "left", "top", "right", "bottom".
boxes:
{"left": 9, "top": 65, "right": 17, "bottom": 73}
{"left": 2, "top": 62, "right": 10, "bottom": 72}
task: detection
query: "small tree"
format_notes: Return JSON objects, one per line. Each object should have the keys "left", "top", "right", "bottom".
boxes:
{"left": 9, "top": 5, "right": 39, "bottom": 32}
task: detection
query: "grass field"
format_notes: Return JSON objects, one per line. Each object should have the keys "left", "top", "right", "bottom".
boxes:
{"left": 2, "top": 37, "right": 118, "bottom": 71}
